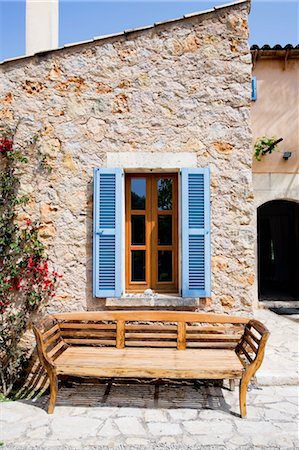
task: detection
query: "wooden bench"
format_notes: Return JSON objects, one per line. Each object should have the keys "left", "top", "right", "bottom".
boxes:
{"left": 33, "top": 311, "right": 270, "bottom": 417}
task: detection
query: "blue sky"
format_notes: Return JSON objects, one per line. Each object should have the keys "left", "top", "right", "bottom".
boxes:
{"left": 0, "top": 0, "right": 298, "bottom": 61}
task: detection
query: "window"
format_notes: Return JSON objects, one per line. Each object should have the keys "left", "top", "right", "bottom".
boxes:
{"left": 125, "top": 173, "right": 178, "bottom": 293}
{"left": 93, "top": 168, "right": 210, "bottom": 298}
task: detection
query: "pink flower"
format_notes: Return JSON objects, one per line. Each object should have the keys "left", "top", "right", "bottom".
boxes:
{"left": 15, "top": 278, "right": 23, "bottom": 290}
{"left": 27, "top": 256, "right": 35, "bottom": 268}
{"left": 43, "top": 279, "right": 52, "bottom": 288}
{"left": 0, "top": 138, "right": 13, "bottom": 154}
{"left": 26, "top": 219, "right": 32, "bottom": 226}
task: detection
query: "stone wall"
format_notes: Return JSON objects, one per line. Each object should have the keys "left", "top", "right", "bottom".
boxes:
{"left": 0, "top": 1, "right": 255, "bottom": 314}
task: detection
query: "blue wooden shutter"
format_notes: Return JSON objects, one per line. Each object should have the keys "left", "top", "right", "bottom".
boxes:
{"left": 93, "top": 168, "right": 123, "bottom": 298}
{"left": 251, "top": 77, "right": 257, "bottom": 101}
{"left": 181, "top": 168, "right": 211, "bottom": 298}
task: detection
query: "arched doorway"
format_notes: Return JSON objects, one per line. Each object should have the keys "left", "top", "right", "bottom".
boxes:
{"left": 257, "top": 200, "right": 299, "bottom": 300}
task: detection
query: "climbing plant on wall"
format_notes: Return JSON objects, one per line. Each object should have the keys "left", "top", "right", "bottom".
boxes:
{"left": 0, "top": 126, "right": 62, "bottom": 396}
{"left": 254, "top": 136, "right": 283, "bottom": 161}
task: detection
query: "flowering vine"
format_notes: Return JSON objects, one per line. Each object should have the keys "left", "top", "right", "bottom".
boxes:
{"left": 0, "top": 128, "right": 62, "bottom": 395}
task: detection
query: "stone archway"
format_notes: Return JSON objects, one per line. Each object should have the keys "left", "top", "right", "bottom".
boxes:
{"left": 257, "top": 200, "right": 299, "bottom": 300}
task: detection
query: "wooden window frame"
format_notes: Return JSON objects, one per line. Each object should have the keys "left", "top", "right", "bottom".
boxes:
{"left": 125, "top": 173, "right": 178, "bottom": 294}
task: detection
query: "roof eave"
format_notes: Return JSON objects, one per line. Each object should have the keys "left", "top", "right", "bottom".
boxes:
{"left": 0, "top": 0, "right": 249, "bottom": 66}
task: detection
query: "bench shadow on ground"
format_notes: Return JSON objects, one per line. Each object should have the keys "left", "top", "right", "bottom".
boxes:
{"left": 19, "top": 377, "right": 239, "bottom": 417}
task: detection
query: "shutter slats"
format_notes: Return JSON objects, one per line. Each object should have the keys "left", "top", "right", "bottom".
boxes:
{"left": 99, "top": 174, "right": 116, "bottom": 229}
{"left": 189, "top": 235, "right": 205, "bottom": 289}
{"left": 93, "top": 168, "right": 123, "bottom": 298}
{"left": 188, "top": 173, "right": 205, "bottom": 229}
{"left": 181, "top": 168, "right": 211, "bottom": 298}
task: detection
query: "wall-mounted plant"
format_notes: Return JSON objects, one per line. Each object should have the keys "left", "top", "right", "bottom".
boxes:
{"left": 254, "top": 136, "right": 283, "bottom": 161}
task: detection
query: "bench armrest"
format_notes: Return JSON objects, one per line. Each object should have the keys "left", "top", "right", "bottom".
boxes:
{"left": 235, "top": 319, "right": 270, "bottom": 378}
{"left": 32, "top": 315, "right": 63, "bottom": 372}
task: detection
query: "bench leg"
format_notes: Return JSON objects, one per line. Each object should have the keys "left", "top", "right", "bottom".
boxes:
{"left": 239, "top": 375, "right": 249, "bottom": 419}
{"left": 48, "top": 372, "right": 58, "bottom": 414}
{"left": 229, "top": 379, "right": 235, "bottom": 391}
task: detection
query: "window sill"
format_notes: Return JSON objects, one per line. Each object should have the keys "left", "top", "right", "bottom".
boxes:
{"left": 106, "top": 294, "right": 202, "bottom": 308}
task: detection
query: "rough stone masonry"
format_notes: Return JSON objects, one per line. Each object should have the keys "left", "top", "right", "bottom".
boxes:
{"left": 0, "top": 1, "right": 254, "bottom": 314}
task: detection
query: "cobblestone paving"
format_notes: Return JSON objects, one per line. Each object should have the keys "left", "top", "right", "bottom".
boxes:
{"left": 1, "top": 383, "right": 298, "bottom": 449}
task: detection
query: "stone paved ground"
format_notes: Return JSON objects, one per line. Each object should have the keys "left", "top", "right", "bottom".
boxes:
{"left": 254, "top": 310, "right": 298, "bottom": 386}
{"left": 1, "top": 310, "right": 298, "bottom": 449}
{"left": 1, "top": 383, "right": 298, "bottom": 449}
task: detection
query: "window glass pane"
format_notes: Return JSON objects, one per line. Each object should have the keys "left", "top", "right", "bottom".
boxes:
{"left": 158, "top": 250, "right": 172, "bottom": 282}
{"left": 158, "top": 178, "right": 172, "bottom": 210}
{"left": 131, "top": 178, "right": 146, "bottom": 210}
{"left": 131, "top": 215, "right": 145, "bottom": 245}
{"left": 131, "top": 250, "right": 145, "bottom": 281}
{"left": 158, "top": 215, "right": 172, "bottom": 245}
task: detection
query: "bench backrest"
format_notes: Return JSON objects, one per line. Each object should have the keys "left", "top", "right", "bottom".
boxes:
{"left": 55, "top": 311, "right": 251, "bottom": 350}
{"left": 33, "top": 311, "right": 254, "bottom": 356}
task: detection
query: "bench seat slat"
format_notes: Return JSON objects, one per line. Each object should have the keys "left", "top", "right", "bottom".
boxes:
{"left": 57, "top": 366, "right": 243, "bottom": 379}
{"left": 55, "top": 347, "right": 244, "bottom": 379}
{"left": 56, "top": 348, "right": 242, "bottom": 361}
